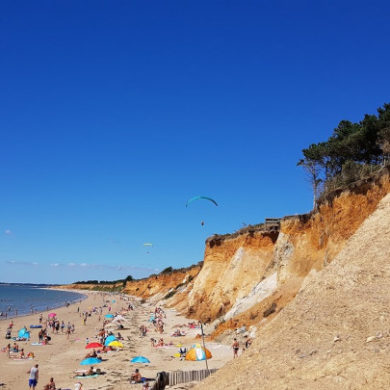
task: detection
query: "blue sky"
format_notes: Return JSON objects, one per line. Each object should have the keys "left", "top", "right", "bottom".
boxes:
{"left": 1, "top": 1, "right": 389, "bottom": 284}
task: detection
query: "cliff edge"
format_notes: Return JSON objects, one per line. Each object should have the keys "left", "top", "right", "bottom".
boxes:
{"left": 195, "top": 191, "right": 390, "bottom": 389}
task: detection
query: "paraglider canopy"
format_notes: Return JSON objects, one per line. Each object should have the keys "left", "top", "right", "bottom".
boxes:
{"left": 186, "top": 196, "right": 218, "bottom": 207}
{"left": 143, "top": 243, "right": 153, "bottom": 246}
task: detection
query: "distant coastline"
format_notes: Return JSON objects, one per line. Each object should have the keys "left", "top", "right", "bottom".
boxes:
{"left": 0, "top": 282, "right": 60, "bottom": 287}
{"left": 0, "top": 284, "right": 87, "bottom": 320}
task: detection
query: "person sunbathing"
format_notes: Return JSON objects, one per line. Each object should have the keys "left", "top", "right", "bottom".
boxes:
{"left": 86, "top": 366, "right": 94, "bottom": 376}
{"left": 46, "top": 377, "right": 56, "bottom": 390}
{"left": 157, "top": 338, "right": 164, "bottom": 347}
{"left": 130, "top": 368, "right": 142, "bottom": 383}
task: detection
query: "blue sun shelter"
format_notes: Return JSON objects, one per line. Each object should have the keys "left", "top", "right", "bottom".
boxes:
{"left": 80, "top": 357, "right": 102, "bottom": 365}
{"left": 131, "top": 356, "right": 150, "bottom": 363}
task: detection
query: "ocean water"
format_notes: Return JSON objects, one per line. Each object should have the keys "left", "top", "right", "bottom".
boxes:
{"left": 0, "top": 285, "right": 86, "bottom": 318}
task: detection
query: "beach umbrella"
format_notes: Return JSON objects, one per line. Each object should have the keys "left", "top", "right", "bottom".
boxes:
{"left": 48, "top": 313, "right": 56, "bottom": 318}
{"left": 85, "top": 342, "right": 103, "bottom": 349}
{"left": 80, "top": 357, "right": 102, "bottom": 365}
{"left": 108, "top": 340, "right": 123, "bottom": 348}
{"left": 185, "top": 346, "right": 212, "bottom": 361}
{"left": 112, "top": 300, "right": 116, "bottom": 303}
{"left": 131, "top": 356, "right": 150, "bottom": 363}
{"left": 104, "top": 335, "right": 117, "bottom": 346}
{"left": 105, "top": 314, "right": 114, "bottom": 319}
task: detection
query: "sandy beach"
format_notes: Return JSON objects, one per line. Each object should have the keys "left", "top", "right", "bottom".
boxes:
{"left": 0, "top": 290, "right": 232, "bottom": 390}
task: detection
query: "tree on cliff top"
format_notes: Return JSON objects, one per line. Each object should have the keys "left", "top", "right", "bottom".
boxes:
{"left": 299, "top": 103, "right": 390, "bottom": 207}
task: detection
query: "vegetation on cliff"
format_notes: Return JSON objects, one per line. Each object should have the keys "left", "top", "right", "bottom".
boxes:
{"left": 299, "top": 103, "right": 390, "bottom": 206}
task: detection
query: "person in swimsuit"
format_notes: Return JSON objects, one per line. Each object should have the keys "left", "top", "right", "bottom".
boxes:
{"left": 232, "top": 338, "right": 239, "bottom": 358}
{"left": 130, "top": 368, "right": 142, "bottom": 383}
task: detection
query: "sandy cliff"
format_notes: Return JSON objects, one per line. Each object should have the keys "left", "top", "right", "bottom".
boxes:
{"left": 122, "top": 264, "right": 201, "bottom": 300}
{"left": 180, "top": 173, "right": 390, "bottom": 338}
{"left": 65, "top": 171, "right": 390, "bottom": 353}
{"left": 195, "top": 191, "right": 390, "bottom": 389}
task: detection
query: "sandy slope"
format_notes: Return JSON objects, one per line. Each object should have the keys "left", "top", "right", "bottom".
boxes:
{"left": 195, "top": 193, "right": 390, "bottom": 389}
{"left": 0, "top": 291, "right": 231, "bottom": 390}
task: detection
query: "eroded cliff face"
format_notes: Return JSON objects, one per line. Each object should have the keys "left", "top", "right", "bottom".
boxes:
{"left": 122, "top": 265, "right": 201, "bottom": 300}
{"left": 195, "top": 192, "right": 390, "bottom": 390}
{"left": 65, "top": 171, "right": 390, "bottom": 343}
{"left": 180, "top": 231, "right": 278, "bottom": 323}
{"left": 210, "top": 173, "right": 390, "bottom": 336}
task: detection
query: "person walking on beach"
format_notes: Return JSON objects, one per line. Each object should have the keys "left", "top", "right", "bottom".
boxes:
{"left": 232, "top": 338, "right": 239, "bottom": 358}
{"left": 27, "top": 363, "right": 39, "bottom": 390}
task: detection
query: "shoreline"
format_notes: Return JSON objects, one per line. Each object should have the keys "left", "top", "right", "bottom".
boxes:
{"left": 0, "top": 290, "right": 233, "bottom": 390}
{"left": 0, "top": 286, "right": 88, "bottom": 321}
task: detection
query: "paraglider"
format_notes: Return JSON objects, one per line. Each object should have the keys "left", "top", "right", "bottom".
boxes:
{"left": 186, "top": 196, "right": 218, "bottom": 226}
{"left": 144, "top": 243, "right": 152, "bottom": 254}
{"left": 186, "top": 196, "right": 218, "bottom": 208}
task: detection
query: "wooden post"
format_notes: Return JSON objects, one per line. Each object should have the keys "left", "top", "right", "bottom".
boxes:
{"left": 200, "top": 323, "right": 209, "bottom": 372}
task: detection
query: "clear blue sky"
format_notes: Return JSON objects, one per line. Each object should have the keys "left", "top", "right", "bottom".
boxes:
{"left": 1, "top": 1, "right": 389, "bottom": 284}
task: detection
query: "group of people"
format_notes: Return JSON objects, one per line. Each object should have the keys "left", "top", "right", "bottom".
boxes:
{"left": 150, "top": 337, "right": 165, "bottom": 348}
{"left": 3, "top": 343, "right": 35, "bottom": 359}
{"left": 150, "top": 306, "right": 165, "bottom": 333}
{"left": 232, "top": 335, "right": 253, "bottom": 358}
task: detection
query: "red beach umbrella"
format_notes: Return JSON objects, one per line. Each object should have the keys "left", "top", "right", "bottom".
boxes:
{"left": 86, "top": 342, "right": 103, "bottom": 349}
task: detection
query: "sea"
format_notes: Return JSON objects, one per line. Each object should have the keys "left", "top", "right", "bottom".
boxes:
{"left": 0, "top": 285, "right": 86, "bottom": 318}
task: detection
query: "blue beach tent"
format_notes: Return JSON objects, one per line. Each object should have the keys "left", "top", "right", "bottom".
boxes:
{"left": 18, "top": 328, "right": 30, "bottom": 339}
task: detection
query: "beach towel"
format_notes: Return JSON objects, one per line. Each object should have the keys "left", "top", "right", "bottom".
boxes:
{"left": 12, "top": 357, "right": 33, "bottom": 361}
{"left": 75, "top": 374, "right": 99, "bottom": 378}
